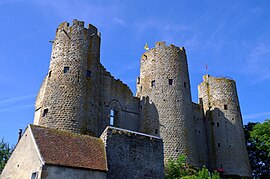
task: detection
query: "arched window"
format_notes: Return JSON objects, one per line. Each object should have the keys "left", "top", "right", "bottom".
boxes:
{"left": 109, "top": 100, "right": 121, "bottom": 127}
{"left": 110, "top": 109, "right": 118, "bottom": 126}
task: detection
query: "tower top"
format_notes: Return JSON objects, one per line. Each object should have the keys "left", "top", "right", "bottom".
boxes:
{"left": 57, "top": 19, "right": 101, "bottom": 37}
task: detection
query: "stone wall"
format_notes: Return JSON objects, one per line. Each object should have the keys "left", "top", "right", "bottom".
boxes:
{"left": 198, "top": 75, "right": 251, "bottom": 177}
{"left": 100, "top": 126, "right": 164, "bottom": 179}
{"left": 34, "top": 20, "right": 140, "bottom": 137}
{"left": 34, "top": 20, "right": 101, "bottom": 135}
{"left": 98, "top": 65, "right": 140, "bottom": 136}
{"left": 41, "top": 165, "right": 106, "bottom": 179}
{"left": 136, "top": 42, "right": 199, "bottom": 165}
{"left": 192, "top": 102, "right": 209, "bottom": 168}
{"left": 1, "top": 127, "right": 43, "bottom": 179}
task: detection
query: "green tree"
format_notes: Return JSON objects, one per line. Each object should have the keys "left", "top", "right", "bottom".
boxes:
{"left": 0, "top": 138, "right": 13, "bottom": 172}
{"left": 211, "top": 171, "right": 221, "bottom": 179}
{"left": 197, "top": 166, "right": 210, "bottom": 179}
{"left": 251, "top": 119, "right": 270, "bottom": 156}
{"left": 165, "top": 155, "right": 196, "bottom": 179}
{"left": 244, "top": 120, "right": 270, "bottom": 178}
{"left": 165, "top": 155, "right": 221, "bottom": 179}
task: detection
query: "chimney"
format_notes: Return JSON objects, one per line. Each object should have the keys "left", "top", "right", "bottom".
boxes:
{"left": 18, "top": 129, "right": 22, "bottom": 142}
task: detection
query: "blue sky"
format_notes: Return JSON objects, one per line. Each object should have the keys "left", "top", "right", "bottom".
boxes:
{"left": 0, "top": 0, "right": 270, "bottom": 145}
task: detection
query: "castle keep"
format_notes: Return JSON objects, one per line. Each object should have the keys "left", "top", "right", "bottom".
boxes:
{"left": 2, "top": 20, "right": 251, "bottom": 178}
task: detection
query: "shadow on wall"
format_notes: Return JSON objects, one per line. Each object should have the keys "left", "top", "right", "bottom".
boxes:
{"left": 205, "top": 107, "right": 247, "bottom": 178}
{"left": 140, "top": 96, "right": 160, "bottom": 136}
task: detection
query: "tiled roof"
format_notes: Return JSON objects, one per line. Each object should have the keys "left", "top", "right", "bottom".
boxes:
{"left": 29, "top": 125, "right": 107, "bottom": 171}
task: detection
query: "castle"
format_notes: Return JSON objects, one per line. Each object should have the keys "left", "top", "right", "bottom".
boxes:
{"left": 1, "top": 20, "right": 251, "bottom": 178}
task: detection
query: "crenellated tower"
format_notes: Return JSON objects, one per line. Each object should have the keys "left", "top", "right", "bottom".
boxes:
{"left": 198, "top": 75, "right": 251, "bottom": 176}
{"left": 136, "top": 42, "right": 199, "bottom": 165}
{"left": 34, "top": 20, "right": 101, "bottom": 136}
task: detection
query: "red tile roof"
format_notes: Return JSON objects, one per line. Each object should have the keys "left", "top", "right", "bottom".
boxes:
{"left": 29, "top": 125, "right": 107, "bottom": 171}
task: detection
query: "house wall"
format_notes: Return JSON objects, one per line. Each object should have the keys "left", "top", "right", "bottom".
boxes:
{"left": 41, "top": 165, "right": 106, "bottom": 179}
{"left": 100, "top": 126, "right": 164, "bottom": 179}
{"left": 1, "top": 127, "right": 43, "bottom": 179}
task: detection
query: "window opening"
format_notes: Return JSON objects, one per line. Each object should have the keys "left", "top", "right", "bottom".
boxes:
{"left": 169, "top": 79, "right": 173, "bottom": 85}
{"left": 87, "top": 70, "right": 91, "bottom": 77}
{"left": 155, "top": 129, "right": 158, "bottom": 134}
{"left": 199, "top": 98, "right": 203, "bottom": 104}
{"left": 64, "top": 66, "right": 70, "bottom": 74}
{"left": 218, "top": 143, "right": 220, "bottom": 147}
{"left": 137, "top": 77, "right": 140, "bottom": 84}
{"left": 143, "top": 54, "right": 147, "bottom": 60}
{"left": 48, "top": 71, "right": 52, "bottom": 78}
{"left": 151, "top": 80, "right": 155, "bottom": 87}
{"left": 31, "top": 172, "right": 38, "bottom": 179}
{"left": 217, "top": 122, "right": 220, "bottom": 127}
{"left": 224, "top": 104, "right": 228, "bottom": 110}
{"left": 184, "top": 82, "right": 187, "bottom": 88}
{"left": 110, "top": 109, "right": 118, "bottom": 126}
{"left": 42, "top": 108, "right": 48, "bottom": 117}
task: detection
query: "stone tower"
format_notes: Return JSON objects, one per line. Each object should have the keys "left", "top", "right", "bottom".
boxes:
{"left": 136, "top": 42, "right": 199, "bottom": 165}
{"left": 34, "top": 20, "right": 101, "bottom": 136}
{"left": 198, "top": 75, "right": 251, "bottom": 176}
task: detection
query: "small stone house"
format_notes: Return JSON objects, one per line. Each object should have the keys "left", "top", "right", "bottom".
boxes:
{"left": 1, "top": 125, "right": 108, "bottom": 179}
{"left": 1, "top": 125, "right": 164, "bottom": 179}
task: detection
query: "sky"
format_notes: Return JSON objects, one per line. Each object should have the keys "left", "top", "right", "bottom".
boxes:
{"left": 0, "top": 0, "right": 270, "bottom": 145}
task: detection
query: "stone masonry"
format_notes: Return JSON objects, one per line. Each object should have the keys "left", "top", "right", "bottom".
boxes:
{"left": 198, "top": 75, "right": 251, "bottom": 176}
{"left": 136, "top": 42, "right": 199, "bottom": 166}
{"left": 100, "top": 126, "right": 164, "bottom": 179}
{"left": 33, "top": 20, "right": 251, "bottom": 177}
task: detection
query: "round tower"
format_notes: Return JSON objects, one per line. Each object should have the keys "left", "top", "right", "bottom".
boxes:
{"left": 34, "top": 20, "right": 101, "bottom": 136}
{"left": 136, "top": 42, "right": 199, "bottom": 165}
{"left": 198, "top": 75, "right": 251, "bottom": 177}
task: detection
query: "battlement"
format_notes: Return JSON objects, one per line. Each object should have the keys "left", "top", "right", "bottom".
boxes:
{"left": 202, "top": 74, "right": 235, "bottom": 85}
{"left": 56, "top": 19, "right": 100, "bottom": 37}
{"left": 141, "top": 41, "right": 186, "bottom": 60}
{"left": 153, "top": 41, "right": 185, "bottom": 51}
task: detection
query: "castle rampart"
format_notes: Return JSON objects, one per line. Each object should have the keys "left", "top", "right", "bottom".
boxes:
{"left": 32, "top": 20, "right": 251, "bottom": 177}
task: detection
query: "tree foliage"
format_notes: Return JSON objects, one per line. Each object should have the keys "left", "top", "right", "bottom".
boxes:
{"left": 165, "top": 155, "right": 221, "bottom": 179}
{"left": 0, "top": 138, "right": 13, "bottom": 173}
{"left": 244, "top": 120, "right": 270, "bottom": 178}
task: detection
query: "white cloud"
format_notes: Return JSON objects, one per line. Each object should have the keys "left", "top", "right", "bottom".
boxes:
{"left": 0, "top": 104, "right": 33, "bottom": 113}
{"left": 31, "top": 0, "right": 124, "bottom": 28}
{"left": 112, "top": 17, "right": 126, "bottom": 26}
{"left": 0, "top": 0, "right": 23, "bottom": 6}
{"left": 243, "top": 42, "right": 270, "bottom": 83}
{"left": 243, "top": 111, "right": 270, "bottom": 120}
{"left": 0, "top": 94, "right": 35, "bottom": 108}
